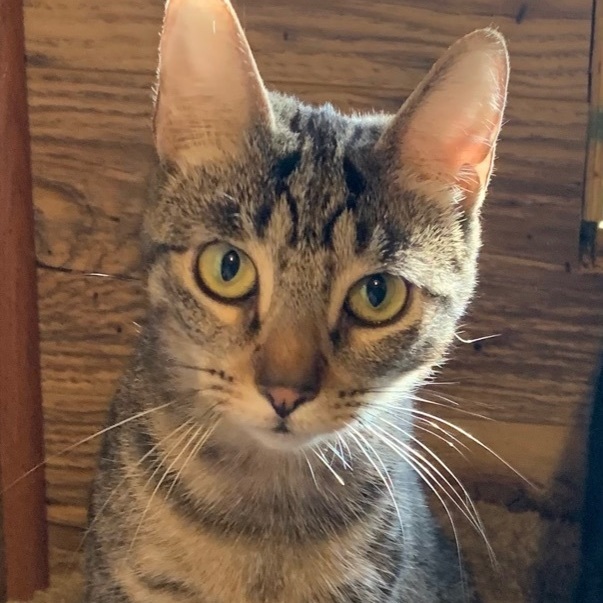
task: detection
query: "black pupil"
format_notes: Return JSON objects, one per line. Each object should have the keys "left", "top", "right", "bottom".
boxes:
{"left": 221, "top": 250, "right": 241, "bottom": 282}
{"left": 366, "top": 275, "right": 388, "bottom": 308}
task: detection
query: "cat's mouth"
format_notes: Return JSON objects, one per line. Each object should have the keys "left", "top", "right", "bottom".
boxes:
{"left": 243, "top": 417, "right": 319, "bottom": 451}
{"left": 272, "top": 420, "right": 290, "bottom": 434}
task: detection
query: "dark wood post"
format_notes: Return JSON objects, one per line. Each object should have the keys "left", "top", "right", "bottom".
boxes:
{"left": 0, "top": 0, "right": 49, "bottom": 599}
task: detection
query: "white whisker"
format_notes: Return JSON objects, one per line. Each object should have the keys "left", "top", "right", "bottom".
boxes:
{"left": 368, "top": 424, "right": 483, "bottom": 537}
{"left": 455, "top": 332, "right": 501, "bottom": 345}
{"left": 364, "top": 424, "right": 468, "bottom": 599}
{"left": 348, "top": 426, "right": 405, "bottom": 541}
{"left": 3, "top": 388, "right": 204, "bottom": 496}
{"left": 129, "top": 422, "right": 198, "bottom": 552}
{"left": 78, "top": 418, "right": 194, "bottom": 552}
{"left": 302, "top": 451, "right": 320, "bottom": 490}
{"left": 405, "top": 409, "right": 535, "bottom": 488}
{"left": 166, "top": 420, "right": 220, "bottom": 501}
{"left": 313, "top": 448, "right": 345, "bottom": 486}
{"left": 373, "top": 418, "right": 495, "bottom": 565}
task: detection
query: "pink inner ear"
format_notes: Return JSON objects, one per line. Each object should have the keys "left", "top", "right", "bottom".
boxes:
{"left": 443, "top": 95, "right": 505, "bottom": 173}
{"left": 153, "top": 0, "right": 273, "bottom": 165}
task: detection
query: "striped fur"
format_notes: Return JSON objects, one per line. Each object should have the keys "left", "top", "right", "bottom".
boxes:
{"left": 85, "top": 3, "right": 508, "bottom": 601}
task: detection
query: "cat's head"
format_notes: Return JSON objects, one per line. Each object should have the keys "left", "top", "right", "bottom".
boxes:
{"left": 142, "top": 0, "right": 508, "bottom": 451}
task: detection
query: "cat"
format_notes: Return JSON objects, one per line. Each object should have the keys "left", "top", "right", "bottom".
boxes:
{"left": 84, "top": 0, "right": 509, "bottom": 601}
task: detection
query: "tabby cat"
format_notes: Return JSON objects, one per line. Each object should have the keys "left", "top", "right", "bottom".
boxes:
{"left": 85, "top": 0, "right": 509, "bottom": 601}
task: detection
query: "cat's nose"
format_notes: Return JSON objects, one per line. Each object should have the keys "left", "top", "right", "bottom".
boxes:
{"left": 261, "top": 386, "right": 317, "bottom": 419}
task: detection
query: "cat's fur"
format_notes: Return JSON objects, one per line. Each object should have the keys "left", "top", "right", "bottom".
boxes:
{"left": 85, "top": 1, "right": 509, "bottom": 601}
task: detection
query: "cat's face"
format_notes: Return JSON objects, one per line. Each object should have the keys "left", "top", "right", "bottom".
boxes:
{"left": 142, "top": 0, "right": 508, "bottom": 451}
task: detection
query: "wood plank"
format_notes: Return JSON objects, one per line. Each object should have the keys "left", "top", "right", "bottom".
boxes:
{"left": 0, "top": 0, "right": 49, "bottom": 599}
{"left": 38, "top": 268, "right": 144, "bottom": 511}
{"left": 23, "top": 0, "right": 591, "bottom": 101}
{"left": 584, "top": 0, "right": 603, "bottom": 225}
{"left": 0, "top": 462, "right": 5, "bottom": 603}
{"left": 581, "top": 0, "right": 603, "bottom": 271}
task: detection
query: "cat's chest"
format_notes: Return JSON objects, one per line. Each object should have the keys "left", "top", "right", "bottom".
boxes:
{"left": 124, "top": 520, "right": 376, "bottom": 603}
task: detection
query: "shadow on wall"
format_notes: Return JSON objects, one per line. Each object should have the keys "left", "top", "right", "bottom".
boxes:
{"left": 572, "top": 349, "right": 603, "bottom": 603}
{"left": 535, "top": 346, "right": 603, "bottom": 602}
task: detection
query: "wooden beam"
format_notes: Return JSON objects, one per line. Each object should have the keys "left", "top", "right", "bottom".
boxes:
{"left": 582, "top": 0, "right": 603, "bottom": 268}
{"left": 0, "top": 0, "right": 49, "bottom": 599}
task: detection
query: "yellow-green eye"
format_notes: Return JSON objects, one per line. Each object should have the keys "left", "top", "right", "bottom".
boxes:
{"left": 195, "top": 242, "right": 257, "bottom": 301}
{"left": 346, "top": 273, "right": 409, "bottom": 325}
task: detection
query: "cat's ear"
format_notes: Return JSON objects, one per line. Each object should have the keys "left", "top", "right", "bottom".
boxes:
{"left": 379, "top": 28, "right": 509, "bottom": 212}
{"left": 153, "top": 0, "right": 274, "bottom": 166}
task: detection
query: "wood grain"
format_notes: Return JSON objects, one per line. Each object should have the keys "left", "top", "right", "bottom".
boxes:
{"left": 24, "top": 0, "right": 603, "bottom": 546}
{"left": 0, "top": 0, "right": 49, "bottom": 597}
{"left": 23, "top": 0, "right": 591, "bottom": 100}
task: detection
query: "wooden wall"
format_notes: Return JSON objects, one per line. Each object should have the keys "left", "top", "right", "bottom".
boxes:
{"left": 1, "top": 0, "right": 48, "bottom": 597}
{"left": 23, "top": 0, "right": 603, "bottom": 541}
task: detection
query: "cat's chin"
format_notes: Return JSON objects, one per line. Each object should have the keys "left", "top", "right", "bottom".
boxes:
{"left": 237, "top": 423, "right": 322, "bottom": 452}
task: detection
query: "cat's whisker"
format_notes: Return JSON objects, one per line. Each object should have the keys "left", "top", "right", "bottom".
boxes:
{"left": 166, "top": 419, "right": 220, "bottom": 501}
{"left": 454, "top": 331, "right": 501, "bottom": 345}
{"left": 421, "top": 379, "right": 460, "bottom": 387}
{"left": 368, "top": 390, "right": 493, "bottom": 421}
{"left": 302, "top": 451, "right": 320, "bottom": 490}
{"left": 164, "top": 424, "right": 206, "bottom": 500}
{"left": 368, "top": 423, "right": 484, "bottom": 541}
{"left": 77, "top": 417, "right": 195, "bottom": 552}
{"left": 363, "top": 424, "right": 468, "bottom": 598}
{"left": 313, "top": 448, "right": 345, "bottom": 486}
{"left": 372, "top": 405, "right": 471, "bottom": 455}
{"left": 347, "top": 427, "right": 405, "bottom": 542}
{"left": 337, "top": 433, "right": 354, "bottom": 471}
{"left": 372, "top": 418, "right": 495, "bottom": 565}
{"left": 403, "top": 408, "right": 535, "bottom": 489}
{"left": 422, "top": 388, "right": 496, "bottom": 411}
{"left": 128, "top": 422, "right": 201, "bottom": 553}
{"left": 383, "top": 412, "right": 471, "bottom": 459}
{"left": 367, "top": 400, "right": 472, "bottom": 450}
{"left": 84, "top": 271, "right": 139, "bottom": 282}
{"left": 366, "top": 401, "right": 533, "bottom": 488}
{"left": 1, "top": 391, "right": 201, "bottom": 496}
{"left": 325, "top": 441, "right": 348, "bottom": 468}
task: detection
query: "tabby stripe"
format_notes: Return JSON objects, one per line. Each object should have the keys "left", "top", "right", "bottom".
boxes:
{"left": 307, "top": 107, "right": 337, "bottom": 165}
{"left": 145, "top": 242, "right": 187, "bottom": 266}
{"left": 272, "top": 150, "right": 302, "bottom": 181}
{"left": 205, "top": 194, "right": 243, "bottom": 238}
{"left": 138, "top": 574, "right": 199, "bottom": 598}
{"left": 281, "top": 184, "right": 299, "bottom": 245}
{"left": 289, "top": 108, "right": 303, "bottom": 133}
{"left": 322, "top": 156, "right": 368, "bottom": 248}
{"left": 133, "top": 428, "right": 386, "bottom": 542}
{"left": 354, "top": 219, "right": 371, "bottom": 253}
{"left": 378, "top": 223, "right": 409, "bottom": 263}
{"left": 253, "top": 202, "right": 273, "bottom": 237}
{"left": 342, "top": 156, "right": 366, "bottom": 197}
{"left": 255, "top": 151, "right": 303, "bottom": 240}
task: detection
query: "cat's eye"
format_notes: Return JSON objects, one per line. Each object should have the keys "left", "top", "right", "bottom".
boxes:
{"left": 195, "top": 242, "right": 257, "bottom": 301}
{"left": 345, "top": 273, "right": 409, "bottom": 325}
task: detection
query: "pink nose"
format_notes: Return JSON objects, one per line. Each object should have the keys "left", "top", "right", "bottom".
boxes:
{"left": 261, "top": 386, "right": 315, "bottom": 419}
